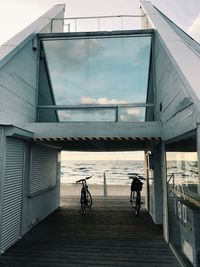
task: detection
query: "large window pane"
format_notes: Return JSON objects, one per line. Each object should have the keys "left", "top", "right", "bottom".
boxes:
{"left": 166, "top": 133, "right": 200, "bottom": 267}
{"left": 167, "top": 152, "right": 199, "bottom": 198}
{"left": 119, "top": 107, "right": 145, "bottom": 122}
{"left": 58, "top": 109, "right": 115, "bottom": 122}
{"left": 43, "top": 35, "right": 151, "bottom": 109}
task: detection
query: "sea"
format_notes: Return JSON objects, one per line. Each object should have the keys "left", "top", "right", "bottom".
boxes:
{"left": 61, "top": 160, "right": 145, "bottom": 185}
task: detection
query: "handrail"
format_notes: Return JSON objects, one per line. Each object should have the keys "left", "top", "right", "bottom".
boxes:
{"left": 51, "top": 14, "right": 147, "bottom": 33}
{"left": 38, "top": 103, "right": 154, "bottom": 110}
{"left": 57, "top": 15, "right": 145, "bottom": 20}
{"left": 37, "top": 103, "right": 153, "bottom": 122}
{"left": 167, "top": 173, "right": 200, "bottom": 207}
{"left": 167, "top": 173, "right": 175, "bottom": 196}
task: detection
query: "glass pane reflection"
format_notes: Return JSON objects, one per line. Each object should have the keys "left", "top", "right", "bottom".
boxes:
{"left": 43, "top": 35, "right": 151, "bottom": 108}
{"left": 166, "top": 146, "right": 200, "bottom": 266}
{"left": 119, "top": 107, "right": 145, "bottom": 121}
{"left": 167, "top": 152, "right": 199, "bottom": 198}
{"left": 58, "top": 109, "right": 115, "bottom": 122}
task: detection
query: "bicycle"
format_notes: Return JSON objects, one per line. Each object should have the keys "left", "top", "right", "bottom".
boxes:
{"left": 129, "top": 173, "right": 145, "bottom": 216}
{"left": 76, "top": 176, "right": 92, "bottom": 214}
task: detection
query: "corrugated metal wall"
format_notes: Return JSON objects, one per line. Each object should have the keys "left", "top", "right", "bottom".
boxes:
{"left": 29, "top": 144, "right": 58, "bottom": 195}
{"left": 0, "top": 138, "right": 24, "bottom": 253}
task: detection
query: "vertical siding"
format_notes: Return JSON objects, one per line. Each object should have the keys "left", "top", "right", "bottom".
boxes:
{"left": 1, "top": 138, "right": 24, "bottom": 253}
{"left": 29, "top": 144, "right": 58, "bottom": 195}
{"left": 155, "top": 36, "right": 192, "bottom": 122}
{"left": 0, "top": 41, "right": 37, "bottom": 123}
{"left": 0, "top": 127, "right": 5, "bottom": 243}
{"left": 154, "top": 35, "right": 196, "bottom": 140}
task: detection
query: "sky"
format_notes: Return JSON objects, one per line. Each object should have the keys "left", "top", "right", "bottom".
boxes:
{"left": 0, "top": 0, "right": 200, "bottom": 45}
{"left": 61, "top": 151, "right": 145, "bottom": 161}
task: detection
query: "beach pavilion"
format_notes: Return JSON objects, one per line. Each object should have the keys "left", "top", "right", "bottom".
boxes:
{"left": 0, "top": 1, "right": 200, "bottom": 266}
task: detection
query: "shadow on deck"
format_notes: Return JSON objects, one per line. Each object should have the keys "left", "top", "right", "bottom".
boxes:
{"left": 0, "top": 197, "right": 181, "bottom": 267}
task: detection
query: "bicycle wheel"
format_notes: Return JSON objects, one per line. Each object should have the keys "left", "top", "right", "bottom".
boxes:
{"left": 135, "top": 191, "right": 141, "bottom": 216}
{"left": 86, "top": 190, "right": 92, "bottom": 207}
{"left": 131, "top": 191, "right": 137, "bottom": 208}
{"left": 80, "top": 191, "right": 86, "bottom": 214}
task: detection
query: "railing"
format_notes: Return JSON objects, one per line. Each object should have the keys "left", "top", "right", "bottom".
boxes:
{"left": 50, "top": 14, "right": 148, "bottom": 33}
{"left": 167, "top": 173, "right": 200, "bottom": 207}
{"left": 167, "top": 173, "right": 175, "bottom": 196}
{"left": 37, "top": 103, "right": 154, "bottom": 122}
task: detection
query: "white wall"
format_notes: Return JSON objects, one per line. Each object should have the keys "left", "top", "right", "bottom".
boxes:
{"left": 22, "top": 186, "right": 60, "bottom": 235}
{"left": 21, "top": 144, "right": 61, "bottom": 235}
{"left": 0, "top": 41, "right": 37, "bottom": 123}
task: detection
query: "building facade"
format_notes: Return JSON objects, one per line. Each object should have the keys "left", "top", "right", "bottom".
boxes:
{"left": 0, "top": 2, "right": 199, "bottom": 266}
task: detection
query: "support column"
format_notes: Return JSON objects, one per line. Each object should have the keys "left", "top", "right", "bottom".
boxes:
{"left": 196, "top": 126, "right": 200, "bottom": 195}
{"left": 0, "top": 126, "right": 6, "bottom": 252}
{"left": 152, "top": 144, "right": 163, "bottom": 224}
{"left": 161, "top": 141, "right": 169, "bottom": 242}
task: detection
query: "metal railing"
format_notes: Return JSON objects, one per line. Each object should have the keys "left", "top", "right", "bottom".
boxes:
{"left": 37, "top": 103, "right": 154, "bottom": 122}
{"left": 50, "top": 14, "right": 148, "bottom": 33}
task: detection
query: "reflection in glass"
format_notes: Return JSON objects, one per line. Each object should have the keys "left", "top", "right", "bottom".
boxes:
{"left": 166, "top": 138, "right": 200, "bottom": 266}
{"left": 119, "top": 107, "right": 145, "bottom": 121}
{"left": 58, "top": 109, "right": 115, "bottom": 122}
{"left": 43, "top": 35, "right": 151, "bottom": 108}
{"left": 167, "top": 152, "right": 199, "bottom": 198}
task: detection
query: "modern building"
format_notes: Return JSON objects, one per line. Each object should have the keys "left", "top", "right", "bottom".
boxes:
{"left": 0, "top": 2, "right": 199, "bottom": 266}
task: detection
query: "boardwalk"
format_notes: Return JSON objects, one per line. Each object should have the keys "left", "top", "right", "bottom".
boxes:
{"left": 0, "top": 197, "right": 181, "bottom": 267}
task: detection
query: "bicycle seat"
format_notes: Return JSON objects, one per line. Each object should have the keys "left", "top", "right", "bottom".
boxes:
{"left": 76, "top": 178, "right": 85, "bottom": 183}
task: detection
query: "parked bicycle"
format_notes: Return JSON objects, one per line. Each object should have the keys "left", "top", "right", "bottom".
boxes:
{"left": 76, "top": 176, "right": 93, "bottom": 214}
{"left": 129, "top": 173, "right": 145, "bottom": 216}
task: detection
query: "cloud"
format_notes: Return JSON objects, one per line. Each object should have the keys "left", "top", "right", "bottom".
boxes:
{"left": 188, "top": 13, "right": 200, "bottom": 43}
{"left": 127, "top": 108, "right": 140, "bottom": 115}
{"left": 80, "top": 96, "right": 127, "bottom": 105}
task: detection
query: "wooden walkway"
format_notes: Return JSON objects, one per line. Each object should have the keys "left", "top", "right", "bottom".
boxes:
{"left": 0, "top": 197, "right": 181, "bottom": 267}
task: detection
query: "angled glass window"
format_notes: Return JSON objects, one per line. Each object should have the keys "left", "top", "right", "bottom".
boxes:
{"left": 42, "top": 34, "right": 152, "bottom": 121}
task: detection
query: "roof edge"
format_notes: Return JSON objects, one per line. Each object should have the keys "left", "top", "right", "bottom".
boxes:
{"left": 0, "top": 4, "right": 65, "bottom": 69}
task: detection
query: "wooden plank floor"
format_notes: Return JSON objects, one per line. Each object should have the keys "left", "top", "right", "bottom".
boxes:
{"left": 0, "top": 197, "right": 181, "bottom": 267}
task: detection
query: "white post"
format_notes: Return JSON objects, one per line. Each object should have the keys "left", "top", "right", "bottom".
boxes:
{"left": 161, "top": 141, "right": 169, "bottom": 243}
{"left": 197, "top": 126, "right": 200, "bottom": 195}
{"left": 103, "top": 172, "right": 108, "bottom": 197}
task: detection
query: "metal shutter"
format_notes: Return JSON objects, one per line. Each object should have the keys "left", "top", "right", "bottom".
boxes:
{"left": 1, "top": 138, "right": 24, "bottom": 253}
{"left": 30, "top": 144, "right": 57, "bottom": 194}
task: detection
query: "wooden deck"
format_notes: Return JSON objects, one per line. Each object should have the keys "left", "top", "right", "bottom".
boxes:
{"left": 0, "top": 197, "right": 181, "bottom": 267}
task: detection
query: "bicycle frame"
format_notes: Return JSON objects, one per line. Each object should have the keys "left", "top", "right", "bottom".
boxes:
{"left": 129, "top": 174, "right": 145, "bottom": 216}
{"left": 76, "top": 176, "right": 92, "bottom": 214}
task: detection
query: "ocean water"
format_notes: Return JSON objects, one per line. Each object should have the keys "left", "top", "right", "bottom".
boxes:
{"left": 61, "top": 160, "right": 145, "bottom": 185}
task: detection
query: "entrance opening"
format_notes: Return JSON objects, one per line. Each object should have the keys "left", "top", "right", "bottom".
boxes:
{"left": 60, "top": 150, "right": 146, "bottom": 209}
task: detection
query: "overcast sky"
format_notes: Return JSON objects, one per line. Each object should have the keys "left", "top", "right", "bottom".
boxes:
{"left": 0, "top": 0, "right": 200, "bottom": 45}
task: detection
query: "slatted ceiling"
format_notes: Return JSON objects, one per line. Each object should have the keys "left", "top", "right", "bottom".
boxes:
{"left": 1, "top": 138, "right": 24, "bottom": 253}
{"left": 30, "top": 144, "right": 58, "bottom": 194}
{"left": 33, "top": 136, "right": 161, "bottom": 142}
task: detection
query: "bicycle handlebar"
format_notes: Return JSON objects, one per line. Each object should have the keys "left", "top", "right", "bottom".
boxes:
{"left": 76, "top": 176, "right": 92, "bottom": 183}
{"left": 129, "top": 173, "right": 145, "bottom": 180}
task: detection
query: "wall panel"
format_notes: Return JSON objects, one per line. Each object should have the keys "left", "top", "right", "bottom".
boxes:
{"left": 0, "top": 138, "right": 24, "bottom": 253}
